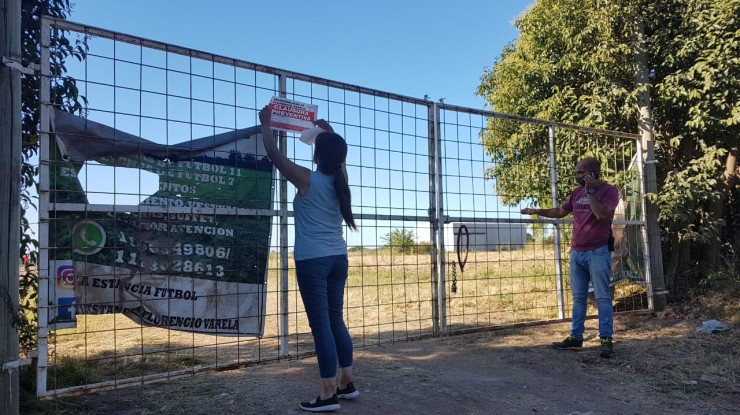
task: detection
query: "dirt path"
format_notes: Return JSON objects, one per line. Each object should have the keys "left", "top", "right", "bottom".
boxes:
{"left": 53, "top": 315, "right": 739, "bottom": 415}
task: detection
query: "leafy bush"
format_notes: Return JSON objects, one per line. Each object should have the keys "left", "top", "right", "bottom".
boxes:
{"left": 381, "top": 229, "right": 416, "bottom": 255}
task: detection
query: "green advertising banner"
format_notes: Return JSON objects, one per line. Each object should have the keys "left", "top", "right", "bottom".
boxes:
{"left": 48, "top": 109, "right": 274, "bottom": 335}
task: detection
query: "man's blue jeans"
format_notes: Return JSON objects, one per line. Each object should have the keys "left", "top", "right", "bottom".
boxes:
{"left": 295, "top": 254, "right": 353, "bottom": 379}
{"left": 569, "top": 245, "right": 613, "bottom": 339}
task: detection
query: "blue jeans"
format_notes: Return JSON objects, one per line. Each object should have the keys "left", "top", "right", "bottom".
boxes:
{"left": 569, "top": 246, "right": 613, "bottom": 339}
{"left": 295, "top": 255, "right": 353, "bottom": 379}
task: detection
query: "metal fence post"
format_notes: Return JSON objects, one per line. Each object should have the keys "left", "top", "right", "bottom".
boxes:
{"left": 0, "top": 0, "right": 22, "bottom": 411}
{"left": 36, "top": 17, "right": 52, "bottom": 398}
{"left": 635, "top": 139, "right": 654, "bottom": 309}
{"left": 427, "top": 102, "right": 440, "bottom": 335}
{"left": 548, "top": 124, "right": 565, "bottom": 319}
{"left": 433, "top": 102, "right": 446, "bottom": 334}
{"left": 277, "top": 76, "right": 289, "bottom": 357}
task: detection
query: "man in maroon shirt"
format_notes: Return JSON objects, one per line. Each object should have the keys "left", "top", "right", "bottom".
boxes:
{"left": 521, "top": 157, "right": 619, "bottom": 358}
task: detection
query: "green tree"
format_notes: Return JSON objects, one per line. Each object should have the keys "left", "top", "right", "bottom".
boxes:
{"left": 477, "top": 0, "right": 739, "bottom": 296}
{"left": 18, "top": 0, "right": 87, "bottom": 352}
{"left": 381, "top": 229, "right": 416, "bottom": 255}
{"left": 476, "top": 0, "right": 639, "bottom": 207}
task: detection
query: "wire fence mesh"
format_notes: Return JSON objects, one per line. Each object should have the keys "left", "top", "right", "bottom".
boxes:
{"left": 34, "top": 17, "right": 650, "bottom": 398}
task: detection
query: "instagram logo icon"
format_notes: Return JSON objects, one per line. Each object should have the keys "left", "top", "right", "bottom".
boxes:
{"left": 56, "top": 265, "right": 75, "bottom": 292}
{"left": 56, "top": 264, "right": 76, "bottom": 320}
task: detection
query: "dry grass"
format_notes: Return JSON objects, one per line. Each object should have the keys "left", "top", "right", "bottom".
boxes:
{"left": 604, "top": 311, "right": 739, "bottom": 412}
{"left": 43, "top": 243, "right": 650, "bottom": 392}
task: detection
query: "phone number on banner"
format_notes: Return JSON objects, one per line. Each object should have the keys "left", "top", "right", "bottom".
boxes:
{"left": 147, "top": 243, "right": 232, "bottom": 259}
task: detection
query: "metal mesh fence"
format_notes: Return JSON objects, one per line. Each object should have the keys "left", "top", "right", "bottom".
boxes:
{"left": 34, "top": 17, "right": 650, "bottom": 398}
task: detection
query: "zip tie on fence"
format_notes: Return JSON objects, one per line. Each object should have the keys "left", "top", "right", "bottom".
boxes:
{"left": 644, "top": 159, "right": 658, "bottom": 164}
{"left": 1, "top": 358, "right": 32, "bottom": 372}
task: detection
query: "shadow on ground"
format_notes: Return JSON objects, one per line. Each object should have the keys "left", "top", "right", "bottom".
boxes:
{"left": 44, "top": 315, "right": 739, "bottom": 415}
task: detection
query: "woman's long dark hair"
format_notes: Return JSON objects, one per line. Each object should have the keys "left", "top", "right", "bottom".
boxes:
{"left": 315, "top": 132, "right": 357, "bottom": 230}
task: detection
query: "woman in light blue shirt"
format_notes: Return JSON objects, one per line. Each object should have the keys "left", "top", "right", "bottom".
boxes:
{"left": 260, "top": 106, "right": 359, "bottom": 412}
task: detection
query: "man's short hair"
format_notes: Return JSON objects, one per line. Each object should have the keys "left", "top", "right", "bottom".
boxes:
{"left": 580, "top": 157, "right": 601, "bottom": 173}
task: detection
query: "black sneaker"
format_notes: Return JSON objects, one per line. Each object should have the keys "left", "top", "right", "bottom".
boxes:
{"left": 336, "top": 382, "right": 360, "bottom": 400}
{"left": 552, "top": 335, "right": 583, "bottom": 350}
{"left": 299, "top": 394, "right": 340, "bottom": 412}
{"left": 599, "top": 337, "right": 615, "bottom": 358}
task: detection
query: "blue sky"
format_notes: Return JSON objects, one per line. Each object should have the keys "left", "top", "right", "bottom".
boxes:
{"left": 57, "top": 0, "right": 536, "bottom": 249}
{"left": 68, "top": 0, "right": 533, "bottom": 110}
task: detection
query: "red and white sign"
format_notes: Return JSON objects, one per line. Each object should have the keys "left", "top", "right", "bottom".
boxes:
{"left": 268, "top": 96, "right": 318, "bottom": 133}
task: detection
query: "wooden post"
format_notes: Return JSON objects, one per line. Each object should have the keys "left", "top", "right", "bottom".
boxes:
{"left": 0, "top": 0, "right": 23, "bottom": 414}
{"left": 633, "top": 19, "right": 667, "bottom": 311}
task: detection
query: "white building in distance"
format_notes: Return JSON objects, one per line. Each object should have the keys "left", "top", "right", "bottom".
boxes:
{"left": 415, "top": 222, "right": 527, "bottom": 252}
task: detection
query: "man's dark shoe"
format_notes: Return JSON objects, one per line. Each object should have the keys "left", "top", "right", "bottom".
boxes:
{"left": 552, "top": 335, "right": 583, "bottom": 350}
{"left": 336, "top": 382, "right": 360, "bottom": 400}
{"left": 599, "top": 337, "right": 615, "bottom": 358}
{"left": 299, "top": 394, "right": 340, "bottom": 412}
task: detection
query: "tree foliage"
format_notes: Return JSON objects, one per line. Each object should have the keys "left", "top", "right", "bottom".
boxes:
{"left": 18, "top": 0, "right": 87, "bottom": 352}
{"left": 476, "top": 0, "right": 640, "bottom": 207}
{"left": 381, "top": 229, "right": 417, "bottom": 255}
{"left": 478, "top": 0, "right": 740, "bottom": 295}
